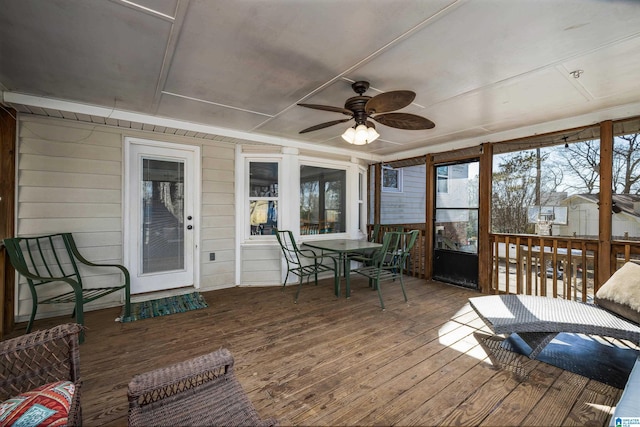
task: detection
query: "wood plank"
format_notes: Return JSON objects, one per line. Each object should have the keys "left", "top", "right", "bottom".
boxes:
{"left": 7, "top": 277, "right": 626, "bottom": 427}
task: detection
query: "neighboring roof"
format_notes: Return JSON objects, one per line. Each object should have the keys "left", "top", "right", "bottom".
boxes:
{"left": 566, "top": 193, "right": 640, "bottom": 218}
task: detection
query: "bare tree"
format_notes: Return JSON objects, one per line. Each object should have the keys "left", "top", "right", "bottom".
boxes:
{"left": 557, "top": 140, "right": 600, "bottom": 194}
{"left": 551, "top": 135, "right": 640, "bottom": 195}
{"left": 613, "top": 133, "right": 640, "bottom": 194}
{"left": 492, "top": 152, "right": 539, "bottom": 233}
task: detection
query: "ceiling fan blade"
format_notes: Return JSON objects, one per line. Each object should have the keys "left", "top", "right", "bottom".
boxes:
{"left": 372, "top": 113, "right": 435, "bottom": 130}
{"left": 365, "top": 90, "right": 416, "bottom": 114}
{"left": 297, "top": 103, "right": 353, "bottom": 116}
{"left": 299, "top": 118, "right": 352, "bottom": 134}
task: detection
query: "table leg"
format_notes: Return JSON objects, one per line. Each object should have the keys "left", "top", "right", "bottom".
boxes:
{"left": 344, "top": 254, "right": 351, "bottom": 298}
{"left": 333, "top": 254, "right": 341, "bottom": 298}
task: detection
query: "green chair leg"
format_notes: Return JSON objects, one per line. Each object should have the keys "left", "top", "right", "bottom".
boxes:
{"left": 399, "top": 275, "right": 408, "bottom": 303}
{"left": 295, "top": 279, "right": 303, "bottom": 303}
{"left": 376, "top": 280, "right": 385, "bottom": 310}
{"left": 26, "top": 285, "right": 38, "bottom": 333}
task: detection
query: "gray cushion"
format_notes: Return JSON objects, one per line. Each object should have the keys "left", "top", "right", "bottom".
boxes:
{"left": 595, "top": 262, "right": 640, "bottom": 324}
{"left": 610, "top": 356, "right": 640, "bottom": 426}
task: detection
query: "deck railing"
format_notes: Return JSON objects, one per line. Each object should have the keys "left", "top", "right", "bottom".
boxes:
{"left": 367, "top": 225, "right": 640, "bottom": 300}
{"left": 367, "top": 224, "right": 426, "bottom": 278}
{"left": 490, "top": 233, "right": 640, "bottom": 302}
{"left": 611, "top": 240, "right": 640, "bottom": 268}
{"left": 489, "top": 234, "right": 599, "bottom": 302}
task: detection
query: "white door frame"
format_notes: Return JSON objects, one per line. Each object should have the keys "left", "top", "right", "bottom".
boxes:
{"left": 124, "top": 137, "right": 201, "bottom": 294}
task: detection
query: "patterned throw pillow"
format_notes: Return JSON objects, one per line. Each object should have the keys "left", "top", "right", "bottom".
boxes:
{"left": 0, "top": 381, "right": 75, "bottom": 427}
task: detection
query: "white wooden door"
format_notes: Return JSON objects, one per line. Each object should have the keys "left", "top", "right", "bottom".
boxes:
{"left": 125, "top": 139, "right": 200, "bottom": 294}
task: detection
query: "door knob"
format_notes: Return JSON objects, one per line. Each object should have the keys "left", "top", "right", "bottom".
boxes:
{"left": 187, "top": 216, "right": 193, "bottom": 220}
{"left": 187, "top": 225, "right": 193, "bottom": 230}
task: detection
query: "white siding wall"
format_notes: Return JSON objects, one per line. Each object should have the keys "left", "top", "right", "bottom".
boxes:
{"left": 557, "top": 199, "right": 640, "bottom": 238}
{"left": 557, "top": 202, "right": 599, "bottom": 237}
{"left": 200, "top": 144, "right": 236, "bottom": 289}
{"left": 241, "top": 245, "right": 282, "bottom": 285}
{"left": 612, "top": 214, "right": 640, "bottom": 238}
{"left": 380, "top": 164, "right": 425, "bottom": 224}
{"left": 14, "top": 115, "right": 237, "bottom": 322}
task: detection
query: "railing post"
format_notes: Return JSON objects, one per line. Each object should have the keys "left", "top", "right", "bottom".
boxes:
{"left": 424, "top": 155, "right": 434, "bottom": 279}
{"left": 478, "top": 143, "right": 493, "bottom": 294}
{"left": 598, "top": 120, "right": 613, "bottom": 290}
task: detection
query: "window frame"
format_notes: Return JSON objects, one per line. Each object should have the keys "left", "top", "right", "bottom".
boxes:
{"left": 382, "top": 165, "right": 403, "bottom": 193}
{"left": 245, "top": 157, "right": 281, "bottom": 241}
{"left": 299, "top": 159, "right": 350, "bottom": 237}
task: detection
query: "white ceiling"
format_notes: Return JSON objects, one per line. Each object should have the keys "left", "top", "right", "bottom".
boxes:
{"left": 2, "top": 0, "right": 640, "bottom": 162}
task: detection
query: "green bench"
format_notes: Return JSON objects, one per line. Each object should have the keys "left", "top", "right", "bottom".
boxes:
{"left": 3, "top": 233, "right": 131, "bottom": 342}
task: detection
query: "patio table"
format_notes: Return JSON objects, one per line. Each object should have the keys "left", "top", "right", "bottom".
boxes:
{"left": 303, "top": 239, "right": 382, "bottom": 298}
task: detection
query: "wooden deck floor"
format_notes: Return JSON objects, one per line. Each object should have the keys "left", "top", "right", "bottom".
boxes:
{"left": 10, "top": 276, "right": 624, "bottom": 426}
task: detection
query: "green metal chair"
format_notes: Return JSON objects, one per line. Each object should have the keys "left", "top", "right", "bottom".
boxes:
{"left": 352, "top": 230, "right": 419, "bottom": 310}
{"left": 368, "top": 224, "right": 382, "bottom": 243}
{"left": 275, "top": 229, "right": 338, "bottom": 303}
{"left": 350, "top": 224, "right": 399, "bottom": 265}
{"left": 3, "top": 233, "right": 131, "bottom": 342}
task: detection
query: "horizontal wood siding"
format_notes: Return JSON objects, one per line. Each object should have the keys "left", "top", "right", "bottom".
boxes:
{"left": 14, "top": 115, "right": 238, "bottom": 322}
{"left": 200, "top": 144, "right": 236, "bottom": 289}
{"left": 16, "top": 118, "right": 126, "bottom": 320}
{"left": 380, "top": 165, "right": 425, "bottom": 224}
{"left": 241, "top": 244, "right": 282, "bottom": 285}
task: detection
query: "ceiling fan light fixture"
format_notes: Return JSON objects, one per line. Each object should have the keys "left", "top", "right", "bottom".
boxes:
{"left": 342, "top": 124, "right": 379, "bottom": 145}
{"left": 341, "top": 126, "right": 356, "bottom": 143}
{"left": 354, "top": 124, "right": 369, "bottom": 145}
{"left": 299, "top": 80, "right": 434, "bottom": 140}
{"left": 367, "top": 126, "right": 380, "bottom": 143}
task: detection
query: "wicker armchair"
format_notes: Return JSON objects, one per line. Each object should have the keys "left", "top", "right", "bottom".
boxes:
{"left": 0, "top": 323, "right": 82, "bottom": 426}
{"left": 127, "top": 348, "right": 278, "bottom": 427}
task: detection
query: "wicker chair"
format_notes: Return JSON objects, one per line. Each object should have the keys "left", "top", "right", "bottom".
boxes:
{"left": 0, "top": 323, "right": 83, "bottom": 426}
{"left": 127, "top": 348, "right": 278, "bottom": 427}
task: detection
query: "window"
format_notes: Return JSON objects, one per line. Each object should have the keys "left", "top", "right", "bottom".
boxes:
{"left": 248, "top": 162, "right": 278, "bottom": 236}
{"left": 437, "top": 166, "right": 449, "bottom": 193}
{"left": 382, "top": 166, "right": 402, "bottom": 192}
{"left": 300, "top": 165, "right": 346, "bottom": 234}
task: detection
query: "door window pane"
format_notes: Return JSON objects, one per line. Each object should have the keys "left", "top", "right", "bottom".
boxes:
{"left": 142, "top": 159, "right": 184, "bottom": 274}
{"left": 434, "top": 161, "right": 479, "bottom": 254}
{"left": 300, "top": 165, "right": 346, "bottom": 234}
{"left": 435, "top": 209, "right": 478, "bottom": 254}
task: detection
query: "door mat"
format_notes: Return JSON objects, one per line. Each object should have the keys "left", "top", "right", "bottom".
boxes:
{"left": 475, "top": 332, "right": 638, "bottom": 388}
{"left": 117, "top": 292, "right": 208, "bottom": 323}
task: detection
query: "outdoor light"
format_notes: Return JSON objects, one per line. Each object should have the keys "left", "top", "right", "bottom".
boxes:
{"left": 341, "top": 124, "right": 380, "bottom": 145}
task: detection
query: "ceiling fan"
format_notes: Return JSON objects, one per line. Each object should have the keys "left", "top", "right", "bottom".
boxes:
{"left": 298, "top": 81, "right": 435, "bottom": 144}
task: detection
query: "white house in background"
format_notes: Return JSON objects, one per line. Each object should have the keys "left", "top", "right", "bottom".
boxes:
{"left": 556, "top": 194, "right": 640, "bottom": 239}
{"left": 377, "top": 164, "right": 426, "bottom": 225}
{"left": 376, "top": 163, "right": 472, "bottom": 226}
